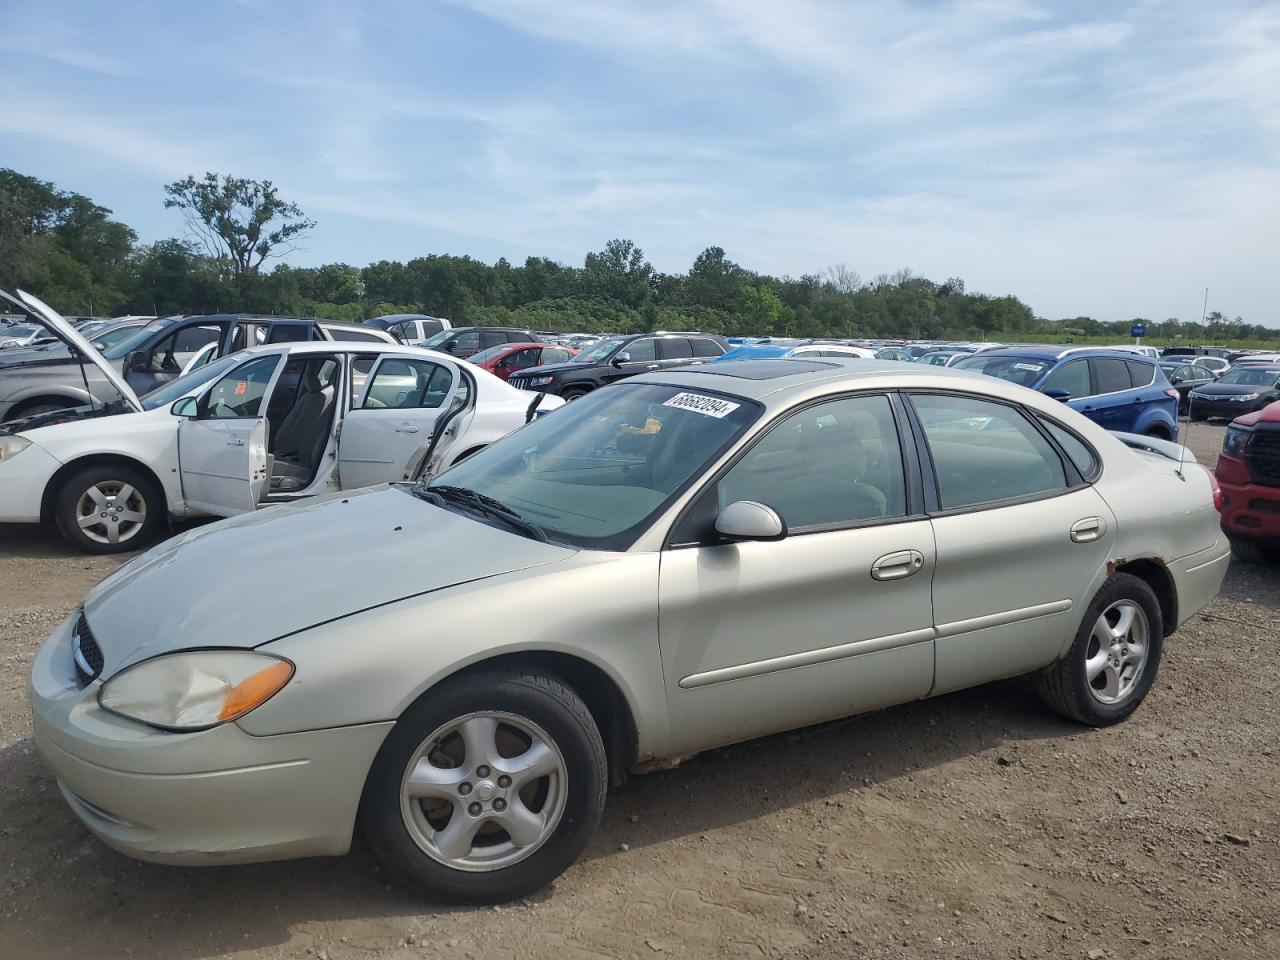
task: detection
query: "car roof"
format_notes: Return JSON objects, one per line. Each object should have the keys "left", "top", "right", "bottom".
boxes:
{"left": 233, "top": 341, "right": 451, "bottom": 357}
{"left": 634, "top": 357, "right": 1071, "bottom": 411}
{"left": 974, "top": 345, "right": 1156, "bottom": 363}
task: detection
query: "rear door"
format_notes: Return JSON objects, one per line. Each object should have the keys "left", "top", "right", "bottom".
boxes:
{"left": 908, "top": 392, "right": 1114, "bottom": 694}
{"left": 1083, "top": 357, "right": 1137, "bottom": 430}
{"left": 177, "top": 354, "right": 285, "bottom": 516}
{"left": 338, "top": 353, "right": 459, "bottom": 487}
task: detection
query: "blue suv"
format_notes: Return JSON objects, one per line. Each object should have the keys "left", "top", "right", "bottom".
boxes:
{"left": 953, "top": 347, "right": 1179, "bottom": 439}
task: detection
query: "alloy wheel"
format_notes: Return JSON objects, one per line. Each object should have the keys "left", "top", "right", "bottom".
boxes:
{"left": 1084, "top": 600, "right": 1149, "bottom": 704}
{"left": 74, "top": 481, "right": 148, "bottom": 546}
{"left": 399, "top": 711, "right": 567, "bottom": 872}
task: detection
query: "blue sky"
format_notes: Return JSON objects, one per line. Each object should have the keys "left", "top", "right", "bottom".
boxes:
{"left": 2, "top": 0, "right": 1277, "bottom": 323}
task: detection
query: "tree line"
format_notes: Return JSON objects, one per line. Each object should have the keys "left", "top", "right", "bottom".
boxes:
{"left": 1, "top": 167, "right": 1273, "bottom": 344}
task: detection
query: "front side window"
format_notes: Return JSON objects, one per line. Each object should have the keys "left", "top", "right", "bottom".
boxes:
{"left": 362, "top": 358, "right": 453, "bottom": 409}
{"left": 142, "top": 323, "right": 222, "bottom": 373}
{"left": 541, "top": 347, "right": 572, "bottom": 364}
{"left": 1041, "top": 359, "right": 1091, "bottom": 398}
{"left": 717, "top": 395, "right": 906, "bottom": 529}
{"left": 198, "top": 355, "right": 280, "bottom": 419}
{"left": 450, "top": 330, "right": 481, "bottom": 353}
{"left": 435, "top": 382, "right": 759, "bottom": 548}
{"left": 620, "top": 338, "right": 657, "bottom": 363}
{"left": 911, "top": 394, "right": 1067, "bottom": 510}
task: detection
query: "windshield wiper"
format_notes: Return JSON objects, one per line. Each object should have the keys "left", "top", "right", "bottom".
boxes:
{"left": 415, "top": 484, "right": 549, "bottom": 542}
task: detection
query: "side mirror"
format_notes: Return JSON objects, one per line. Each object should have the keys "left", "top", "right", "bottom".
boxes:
{"left": 611, "top": 351, "right": 631, "bottom": 366}
{"left": 715, "top": 500, "right": 787, "bottom": 542}
{"left": 128, "top": 350, "right": 149, "bottom": 372}
{"left": 444, "top": 341, "right": 459, "bottom": 353}
{"left": 1042, "top": 388, "right": 1071, "bottom": 402}
{"left": 170, "top": 396, "right": 198, "bottom": 417}
{"left": 1170, "top": 375, "right": 1183, "bottom": 385}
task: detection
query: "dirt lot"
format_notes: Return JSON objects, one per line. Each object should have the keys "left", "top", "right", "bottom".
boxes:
{"left": 0, "top": 423, "right": 1276, "bottom": 960}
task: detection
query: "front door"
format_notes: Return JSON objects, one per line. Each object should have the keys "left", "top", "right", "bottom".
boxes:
{"left": 603, "top": 337, "right": 660, "bottom": 384}
{"left": 658, "top": 393, "right": 935, "bottom": 754}
{"left": 338, "top": 354, "right": 459, "bottom": 488}
{"left": 177, "top": 353, "right": 284, "bottom": 516}
{"left": 906, "top": 392, "right": 1116, "bottom": 694}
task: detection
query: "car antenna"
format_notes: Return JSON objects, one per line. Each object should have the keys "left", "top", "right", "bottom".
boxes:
{"left": 1175, "top": 286, "right": 1210, "bottom": 482}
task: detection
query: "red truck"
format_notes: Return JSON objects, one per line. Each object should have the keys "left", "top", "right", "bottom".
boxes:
{"left": 1215, "top": 400, "right": 1280, "bottom": 562}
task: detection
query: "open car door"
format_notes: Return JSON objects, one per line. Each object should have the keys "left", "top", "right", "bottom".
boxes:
{"left": 176, "top": 353, "right": 284, "bottom": 516}
{"left": 339, "top": 353, "right": 463, "bottom": 488}
{"left": 403, "top": 371, "right": 481, "bottom": 485}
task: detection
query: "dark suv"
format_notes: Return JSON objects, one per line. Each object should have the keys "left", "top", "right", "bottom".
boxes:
{"left": 508, "top": 332, "right": 728, "bottom": 399}
{"left": 418, "top": 326, "right": 544, "bottom": 359}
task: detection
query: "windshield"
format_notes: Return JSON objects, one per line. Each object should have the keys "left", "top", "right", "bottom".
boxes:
{"left": 140, "top": 353, "right": 242, "bottom": 410}
{"left": 468, "top": 344, "right": 511, "bottom": 364}
{"left": 1217, "top": 368, "right": 1280, "bottom": 387}
{"left": 420, "top": 329, "right": 454, "bottom": 349}
{"left": 433, "top": 382, "right": 760, "bottom": 549}
{"left": 953, "top": 354, "right": 1049, "bottom": 387}
{"left": 93, "top": 325, "right": 142, "bottom": 349}
{"left": 570, "top": 338, "right": 623, "bottom": 363}
{"left": 102, "top": 317, "right": 177, "bottom": 360}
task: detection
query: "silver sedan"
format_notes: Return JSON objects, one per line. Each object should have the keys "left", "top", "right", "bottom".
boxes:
{"left": 30, "top": 359, "right": 1229, "bottom": 902}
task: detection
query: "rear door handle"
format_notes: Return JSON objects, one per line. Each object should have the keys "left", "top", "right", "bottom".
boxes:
{"left": 871, "top": 549, "right": 925, "bottom": 581}
{"left": 1070, "top": 517, "right": 1107, "bottom": 543}
{"left": 395, "top": 423, "right": 420, "bottom": 434}
{"left": 646, "top": 364, "right": 660, "bottom": 370}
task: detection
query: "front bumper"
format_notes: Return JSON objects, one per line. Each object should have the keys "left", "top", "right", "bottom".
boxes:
{"left": 29, "top": 614, "right": 392, "bottom": 865}
{"left": 1218, "top": 479, "right": 1280, "bottom": 542}
{"left": 1189, "top": 397, "right": 1262, "bottom": 419}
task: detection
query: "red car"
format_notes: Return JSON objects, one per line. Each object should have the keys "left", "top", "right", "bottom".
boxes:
{"left": 467, "top": 342, "right": 577, "bottom": 381}
{"left": 1214, "top": 399, "right": 1280, "bottom": 563}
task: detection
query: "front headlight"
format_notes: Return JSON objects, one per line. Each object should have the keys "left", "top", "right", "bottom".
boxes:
{"left": 99, "top": 651, "right": 294, "bottom": 731}
{"left": 0, "top": 434, "right": 32, "bottom": 462}
{"left": 1223, "top": 426, "right": 1250, "bottom": 457}
{"left": 529, "top": 376, "right": 554, "bottom": 386}
{"left": 1232, "top": 393, "right": 1261, "bottom": 401}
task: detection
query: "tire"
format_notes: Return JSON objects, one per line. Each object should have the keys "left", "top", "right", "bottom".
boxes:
{"left": 53, "top": 464, "right": 163, "bottom": 555}
{"left": 1229, "top": 536, "right": 1274, "bottom": 565}
{"left": 560, "top": 387, "right": 592, "bottom": 402}
{"left": 1143, "top": 426, "right": 1171, "bottom": 440}
{"left": 11, "top": 400, "right": 69, "bottom": 419}
{"left": 1036, "top": 573, "right": 1163, "bottom": 726}
{"left": 361, "top": 668, "right": 607, "bottom": 904}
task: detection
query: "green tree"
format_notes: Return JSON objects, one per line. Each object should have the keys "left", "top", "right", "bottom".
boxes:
{"left": 163, "top": 173, "right": 315, "bottom": 282}
{"left": 582, "top": 239, "right": 653, "bottom": 309}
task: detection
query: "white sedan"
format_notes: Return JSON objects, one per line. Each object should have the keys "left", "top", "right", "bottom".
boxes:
{"left": 0, "top": 291, "right": 562, "bottom": 553}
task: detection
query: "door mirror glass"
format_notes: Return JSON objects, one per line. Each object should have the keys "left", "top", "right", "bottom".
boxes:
{"left": 715, "top": 500, "right": 787, "bottom": 542}
{"left": 171, "top": 396, "right": 198, "bottom": 417}
{"left": 1042, "top": 388, "right": 1072, "bottom": 402}
{"left": 612, "top": 351, "right": 631, "bottom": 366}
{"left": 128, "top": 349, "right": 150, "bottom": 372}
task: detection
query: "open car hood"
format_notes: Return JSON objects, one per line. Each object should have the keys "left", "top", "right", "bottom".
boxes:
{"left": 0, "top": 289, "right": 142, "bottom": 413}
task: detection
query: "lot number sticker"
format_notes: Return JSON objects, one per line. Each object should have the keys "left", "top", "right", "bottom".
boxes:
{"left": 663, "top": 392, "right": 741, "bottom": 418}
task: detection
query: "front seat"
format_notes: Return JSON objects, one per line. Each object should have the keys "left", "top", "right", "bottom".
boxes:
{"left": 271, "top": 361, "right": 337, "bottom": 488}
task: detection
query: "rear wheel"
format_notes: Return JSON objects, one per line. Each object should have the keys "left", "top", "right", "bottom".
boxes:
{"left": 361, "top": 668, "right": 607, "bottom": 903}
{"left": 1036, "top": 573, "right": 1163, "bottom": 725}
{"left": 53, "top": 464, "right": 162, "bottom": 554}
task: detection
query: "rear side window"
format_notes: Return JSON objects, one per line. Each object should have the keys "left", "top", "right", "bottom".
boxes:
{"left": 1041, "top": 360, "right": 1091, "bottom": 398}
{"left": 662, "top": 338, "right": 694, "bottom": 359}
{"left": 1037, "top": 416, "right": 1099, "bottom": 480}
{"left": 266, "top": 324, "right": 312, "bottom": 344}
{"left": 1125, "top": 360, "right": 1155, "bottom": 387}
{"left": 541, "top": 347, "right": 571, "bottom": 364}
{"left": 1092, "top": 357, "right": 1133, "bottom": 393}
{"left": 911, "top": 394, "right": 1067, "bottom": 510}
{"left": 692, "top": 338, "right": 725, "bottom": 358}
{"left": 362, "top": 358, "right": 453, "bottom": 409}
{"left": 327, "top": 328, "right": 382, "bottom": 342}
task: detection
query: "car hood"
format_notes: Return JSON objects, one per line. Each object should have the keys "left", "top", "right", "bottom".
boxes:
{"left": 82, "top": 485, "right": 577, "bottom": 673}
{"left": 515, "top": 361, "right": 588, "bottom": 378}
{"left": 1230, "top": 400, "right": 1280, "bottom": 426}
{"left": 1192, "top": 382, "right": 1277, "bottom": 397}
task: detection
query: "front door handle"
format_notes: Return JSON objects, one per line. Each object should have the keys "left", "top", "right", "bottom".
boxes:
{"left": 646, "top": 364, "right": 660, "bottom": 370}
{"left": 871, "top": 549, "right": 925, "bottom": 581}
{"left": 1070, "top": 517, "right": 1107, "bottom": 543}
{"left": 226, "top": 438, "right": 245, "bottom": 447}
{"left": 395, "top": 423, "right": 420, "bottom": 434}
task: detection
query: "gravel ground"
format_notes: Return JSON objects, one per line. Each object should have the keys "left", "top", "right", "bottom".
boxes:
{"left": 0, "top": 422, "right": 1276, "bottom": 960}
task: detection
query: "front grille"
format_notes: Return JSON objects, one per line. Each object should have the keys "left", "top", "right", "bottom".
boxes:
{"left": 1247, "top": 430, "right": 1280, "bottom": 488}
{"left": 71, "top": 611, "right": 104, "bottom": 687}
{"left": 509, "top": 377, "right": 529, "bottom": 390}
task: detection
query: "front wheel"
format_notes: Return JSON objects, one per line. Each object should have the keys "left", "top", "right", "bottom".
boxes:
{"left": 560, "top": 386, "right": 593, "bottom": 402}
{"left": 1036, "top": 573, "right": 1163, "bottom": 725}
{"left": 361, "top": 668, "right": 607, "bottom": 903}
{"left": 1229, "top": 536, "right": 1275, "bottom": 565}
{"left": 53, "top": 464, "right": 162, "bottom": 554}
